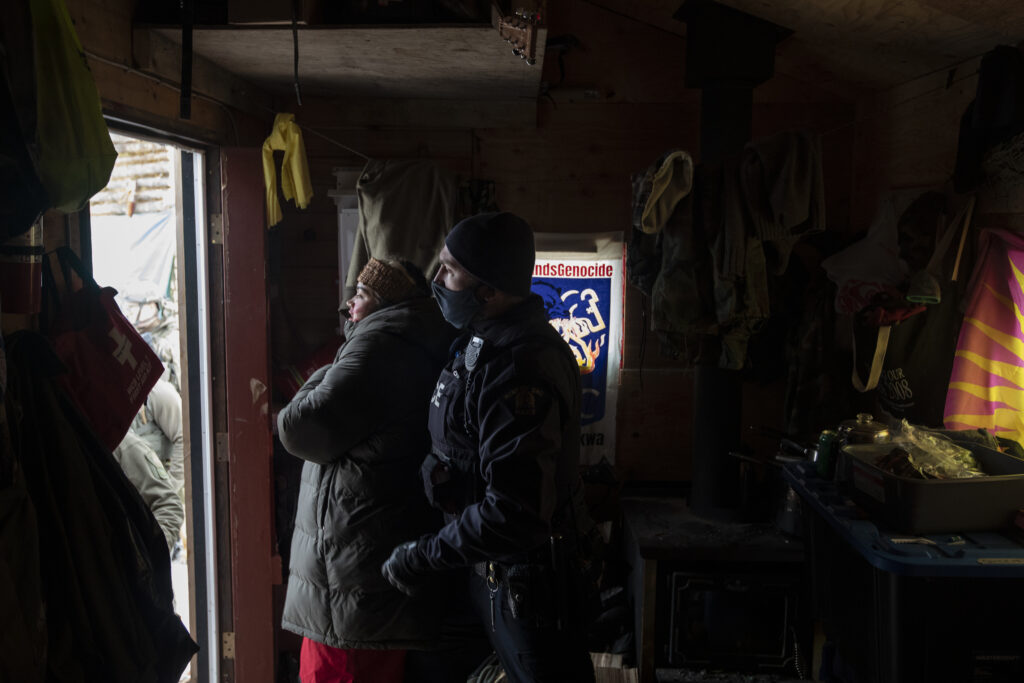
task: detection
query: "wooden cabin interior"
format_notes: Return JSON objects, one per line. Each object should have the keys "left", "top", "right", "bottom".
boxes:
{"left": 4, "top": 1, "right": 1024, "bottom": 682}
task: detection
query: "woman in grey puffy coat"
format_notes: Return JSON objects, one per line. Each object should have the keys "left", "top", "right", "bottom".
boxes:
{"left": 278, "top": 258, "right": 456, "bottom": 683}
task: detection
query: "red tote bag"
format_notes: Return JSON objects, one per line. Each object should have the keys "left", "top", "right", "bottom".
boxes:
{"left": 42, "top": 247, "right": 163, "bottom": 450}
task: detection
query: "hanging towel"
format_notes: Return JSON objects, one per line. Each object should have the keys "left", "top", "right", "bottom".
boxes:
{"left": 262, "top": 113, "right": 313, "bottom": 228}
{"left": 944, "top": 229, "right": 1024, "bottom": 444}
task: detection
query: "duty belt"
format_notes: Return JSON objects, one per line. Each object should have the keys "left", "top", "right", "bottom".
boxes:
{"left": 473, "top": 546, "right": 571, "bottom": 631}
{"left": 472, "top": 559, "right": 501, "bottom": 580}
{"left": 471, "top": 548, "right": 549, "bottom": 582}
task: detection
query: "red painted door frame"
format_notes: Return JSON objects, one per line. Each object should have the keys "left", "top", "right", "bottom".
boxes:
{"left": 220, "top": 147, "right": 275, "bottom": 682}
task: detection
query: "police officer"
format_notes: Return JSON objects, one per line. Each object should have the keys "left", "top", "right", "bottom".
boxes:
{"left": 381, "top": 212, "right": 596, "bottom": 683}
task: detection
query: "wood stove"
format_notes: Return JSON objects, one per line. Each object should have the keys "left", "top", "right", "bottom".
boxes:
{"left": 622, "top": 497, "right": 808, "bottom": 682}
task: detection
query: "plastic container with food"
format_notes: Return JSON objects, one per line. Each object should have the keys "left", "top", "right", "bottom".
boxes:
{"left": 843, "top": 442, "right": 1024, "bottom": 534}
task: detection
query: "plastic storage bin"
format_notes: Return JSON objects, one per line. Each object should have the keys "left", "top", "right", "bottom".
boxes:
{"left": 843, "top": 443, "right": 1024, "bottom": 533}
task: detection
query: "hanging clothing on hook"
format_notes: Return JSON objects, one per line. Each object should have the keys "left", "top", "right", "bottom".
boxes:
{"left": 344, "top": 159, "right": 458, "bottom": 300}
{"left": 262, "top": 113, "right": 314, "bottom": 228}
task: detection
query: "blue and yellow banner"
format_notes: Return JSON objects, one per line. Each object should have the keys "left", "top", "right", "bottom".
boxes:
{"left": 533, "top": 233, "right": 624, "bottom": 464}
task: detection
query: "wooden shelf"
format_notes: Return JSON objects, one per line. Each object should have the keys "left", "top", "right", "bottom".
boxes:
{"left": 141, "top": 23, "right": 547, "bottom": 102}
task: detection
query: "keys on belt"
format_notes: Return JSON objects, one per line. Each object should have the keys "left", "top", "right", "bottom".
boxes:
{"left": 475, "top": 557, "right": 559, "bottom": 630}
{"left": 485, "top": 561, "right": 499, "bottom": 632}
{"left": 477, "top": 561, "right": 532, "bottom": 629}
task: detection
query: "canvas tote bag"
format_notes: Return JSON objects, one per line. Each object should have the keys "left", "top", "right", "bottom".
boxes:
{"left": 852, "top": 198, "right": 974, "bottom": 426}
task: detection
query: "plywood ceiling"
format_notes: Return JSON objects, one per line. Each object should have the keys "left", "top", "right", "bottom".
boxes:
{"left": 153, "top": 25, "right": 547, "bottom": 100}
{"left": 592, "top": 0, "right": 1024, "bottom": 92}
{"left": 723, "top": 0, "right": 1023, "bottom": 89}
{"left": 147, "top": 0, "right": 1024, "bottom": 105}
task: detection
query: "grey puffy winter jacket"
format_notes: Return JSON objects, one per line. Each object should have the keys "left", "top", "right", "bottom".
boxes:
{"left": 278, "top": 295, "right": 455, "bottom": 649}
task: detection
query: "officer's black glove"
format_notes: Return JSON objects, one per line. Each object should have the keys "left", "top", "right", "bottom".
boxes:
{"left": 381, "top": 540, "right": 429, "bottom": 596}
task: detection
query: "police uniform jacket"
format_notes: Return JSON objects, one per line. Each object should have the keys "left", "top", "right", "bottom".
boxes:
{"left": 418, "top": 295, "right": 585, "bottom": 569}
{"left": 278, "top": 295, "right": 455, "bottom": 650}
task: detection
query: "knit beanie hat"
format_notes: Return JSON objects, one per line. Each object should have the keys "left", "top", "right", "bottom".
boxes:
{"left": 357, "top": 258, "right": 417, "bottom": 303}
{"left": 444, "top": 212, "right": 535, "bottom": 297}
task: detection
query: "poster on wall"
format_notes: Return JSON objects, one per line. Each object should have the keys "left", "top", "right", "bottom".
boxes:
{"left": 532, "top": 232, "right": 624, "bottom": 465}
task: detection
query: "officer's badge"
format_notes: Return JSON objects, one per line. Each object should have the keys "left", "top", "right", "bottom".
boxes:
{"left": 464, "top": 336, "right": 485, "bottom": 372}
{"left": 512, "top": 386, "right": 543, "bottom": 416}
{"left": 430, "top": 381, "right": 446, "bottom": 407}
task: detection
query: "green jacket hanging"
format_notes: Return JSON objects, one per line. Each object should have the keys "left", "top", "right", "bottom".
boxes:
{"left": 32, "top": 0, "right": 117, "bottom": 213}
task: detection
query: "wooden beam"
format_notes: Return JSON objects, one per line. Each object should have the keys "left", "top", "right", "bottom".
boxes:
{"left": 133, "top": 28, "right": 276, "bottom": 118}
{"left": 220, "top": 148, "right": 275, "bottom": 683}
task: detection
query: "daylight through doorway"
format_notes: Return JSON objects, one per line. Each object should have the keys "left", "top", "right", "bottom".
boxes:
{"left": 89, "top": 132, "right": 214, "bottom": 683}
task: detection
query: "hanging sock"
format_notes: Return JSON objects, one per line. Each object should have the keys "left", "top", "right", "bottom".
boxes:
{"left": 262, "top": 113, "right": 314, "bottom": 227}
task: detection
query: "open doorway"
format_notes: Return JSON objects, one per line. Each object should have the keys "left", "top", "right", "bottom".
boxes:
{"left": 88, "top": 132, "right": 217, "bottom": 683}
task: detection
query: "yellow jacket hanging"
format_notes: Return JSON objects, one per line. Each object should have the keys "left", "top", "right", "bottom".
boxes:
{"left": 262, "top": 113, "right": 313, "bottom": 227}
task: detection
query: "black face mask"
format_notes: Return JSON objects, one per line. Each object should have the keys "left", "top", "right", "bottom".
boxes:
{"left": 431, "top": 282, "right": 483, "bottom": 329}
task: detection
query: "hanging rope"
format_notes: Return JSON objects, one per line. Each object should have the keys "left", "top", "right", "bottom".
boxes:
{"left": 291, "top": 0, "right": 303, "bottom": 106}
{"left": 299, "top": 125, "right": 371, "bottom": 161}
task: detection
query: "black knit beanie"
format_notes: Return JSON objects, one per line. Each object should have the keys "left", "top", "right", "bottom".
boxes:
{"left": 444, "top": 212, "right": 535, "bottom": 296}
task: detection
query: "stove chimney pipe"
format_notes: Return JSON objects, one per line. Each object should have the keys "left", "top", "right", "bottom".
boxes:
{"left": 676, "top": 0, "right": 790, "bottom": 520}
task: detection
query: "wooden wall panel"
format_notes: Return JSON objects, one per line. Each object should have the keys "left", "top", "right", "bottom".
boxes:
{"left": 278, "top": 268, "right": 339, "bottom": 317}
{"left": 850, "top": 50, "right": 1024, "bottom": 232}
{"left": 290, "top": 98, "right": 538, "bottom": 129}
{"left": 541, "top": 0, "right": 692, "bottom": 104}
{"left": 617, "top": 369, "right": 693, "bottom": 481}
{"left": 66, "top": 0, "right": 133, "bottom": 62}
{"left": 851, "top": 55, "right": 980, "bottom": 228}
{"left": 277, "top": 222, "right": 339, "bottom": 269}
{"left": 476, "top": 106, "right": 699, "bottom": 235}
{"left": 301, "top": 127, "right": 475, "bottom": 164}
{"left": 270, "top": 207, "right": 342, "bottom": 364}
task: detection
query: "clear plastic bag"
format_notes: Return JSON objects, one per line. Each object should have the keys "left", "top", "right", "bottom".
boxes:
{"left": 891, "top": 420, "right": 986, "bottom": 479}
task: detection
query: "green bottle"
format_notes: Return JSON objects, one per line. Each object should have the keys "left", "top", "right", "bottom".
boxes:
{"left": 816, "top": 429, "right": 838, "bottom": 478}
